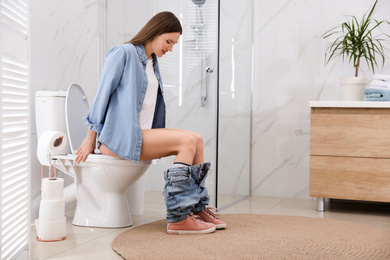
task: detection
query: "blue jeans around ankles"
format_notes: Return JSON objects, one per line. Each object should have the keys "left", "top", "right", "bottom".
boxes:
{"left": 192, "top": 162, "right": 210, "bottom": 213}
{"left": 163, "top": 162, "right": 210, "bottom": 223}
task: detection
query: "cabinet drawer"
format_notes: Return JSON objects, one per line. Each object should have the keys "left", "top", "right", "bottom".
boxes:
{"left": 310, "top": 156, "right": 390, "bottom": 202}
{"left": 310, "top": 107, "right": 390, "bottom": 158}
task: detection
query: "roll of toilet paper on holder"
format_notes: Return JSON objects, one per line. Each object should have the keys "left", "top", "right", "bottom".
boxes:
{"left": 39, "top": 199, "right": 65, "bottom": 220}
{"left": 41, "top": 177, "right": 64, "bottom": 200}
{"left": 35, "top": 217, "right": 66, "bottom": 241}
{"left": 37, "top": 131, "right": 67, "bottom": 166}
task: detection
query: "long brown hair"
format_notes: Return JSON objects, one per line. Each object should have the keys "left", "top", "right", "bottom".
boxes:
{"left": 127, "top": 11, "right": 182, "bottom": 45}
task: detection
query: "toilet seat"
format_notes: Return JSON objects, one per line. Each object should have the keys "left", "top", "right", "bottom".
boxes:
{"left": 65, "top": 83, "right": 90, "bottom": 154}
{"left": 54, "top": 153, "right": 151, "bottom": 166}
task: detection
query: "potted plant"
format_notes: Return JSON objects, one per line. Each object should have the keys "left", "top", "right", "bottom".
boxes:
{"left": 322, "top": 0, "right": 390, "bottom": 101}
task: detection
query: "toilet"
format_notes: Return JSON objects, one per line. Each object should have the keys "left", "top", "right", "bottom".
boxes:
{"left": 35, "top": 83, "right": 151, "bottom": 228}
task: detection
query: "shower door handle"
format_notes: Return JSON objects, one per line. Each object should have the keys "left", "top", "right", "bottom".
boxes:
{"left": 201, "top": 66, "right": 213, "bottom": 107}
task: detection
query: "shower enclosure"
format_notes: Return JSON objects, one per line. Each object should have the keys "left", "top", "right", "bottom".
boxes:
{"left": 105, "top": 0, "right": 252, "bottom": 209}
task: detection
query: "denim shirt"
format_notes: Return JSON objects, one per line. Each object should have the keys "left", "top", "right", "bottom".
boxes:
{"left": 84, "top": 44, "right": 166, "bottom": 161}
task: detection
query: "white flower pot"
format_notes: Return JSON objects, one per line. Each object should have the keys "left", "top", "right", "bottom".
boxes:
{"left": 339, "top": 77, "right": 370, "bottom": 101}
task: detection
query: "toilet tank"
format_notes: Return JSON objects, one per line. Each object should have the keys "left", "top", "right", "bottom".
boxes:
{"left": 35, "top": 91, "right": 71, "bottom": 154}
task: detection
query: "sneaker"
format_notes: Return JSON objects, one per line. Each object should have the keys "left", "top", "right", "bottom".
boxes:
{"left": 167, "top": 213, "right": 216, "bottom": 235}
{"left": 196, "top": 208, "right": 226, "bottom": 229}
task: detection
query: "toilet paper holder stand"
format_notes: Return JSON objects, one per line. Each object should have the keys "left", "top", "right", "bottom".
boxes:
{"left": 41, "top": 153, "right": 57, "bottom": 183}
{"left": 37, "top": 152, "right": 67, "bottom": 242}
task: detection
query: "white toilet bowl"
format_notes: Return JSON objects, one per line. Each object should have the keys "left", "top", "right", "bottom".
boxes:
{"left": 54, "top": 154, "right": 151, "bottom": 227}
{"left": 35, "top": 83, "right": 151, "bottom": 228}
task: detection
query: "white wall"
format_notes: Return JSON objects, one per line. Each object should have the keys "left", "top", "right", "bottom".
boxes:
{"left": 251, "top": 0, "right": 390, "bottom": 199}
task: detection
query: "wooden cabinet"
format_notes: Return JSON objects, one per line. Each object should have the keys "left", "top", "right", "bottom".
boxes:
{"left": 309, "top": 102, "right": 390, "bottom": 210}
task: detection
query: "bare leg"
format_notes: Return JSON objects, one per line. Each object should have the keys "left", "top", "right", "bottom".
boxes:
{"left": 140, "top": 128, "right": 204, "bottom": 165}
{"left": 166, "top": 129, "right": 204, "bottom": 165}
{"left": 100, "top": 128, "right": 204, "bottom": 165}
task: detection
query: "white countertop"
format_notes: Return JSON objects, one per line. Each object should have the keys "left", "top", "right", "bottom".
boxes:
{"left": 310, "top": 101, "right": 390, "bottom": 108}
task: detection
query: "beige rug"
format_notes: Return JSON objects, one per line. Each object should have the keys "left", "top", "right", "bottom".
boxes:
{"left": 112, "top": 214, "right": 390, "bottom": 260}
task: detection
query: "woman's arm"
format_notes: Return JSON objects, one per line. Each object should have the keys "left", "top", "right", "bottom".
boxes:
{"left": 77, "top": 45, "right": 128, "bottom": 163}
{"left": 84, "top": 45, "right": 127, "bottom": 133}
{"left": 75, "top": 129, "right": 97, "bottom": 164}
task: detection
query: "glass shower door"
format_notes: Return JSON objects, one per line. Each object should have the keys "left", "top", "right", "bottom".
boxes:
{"left": 217, "top": 0, "right": 252, "bottom": 208}
{"left": 144, "top": 0, "right": 220, "bottom": 206}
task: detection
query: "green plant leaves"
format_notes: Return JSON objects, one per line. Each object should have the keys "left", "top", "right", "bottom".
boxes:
{"left": 322, "top": 0, "right": 389, "bottom": 77}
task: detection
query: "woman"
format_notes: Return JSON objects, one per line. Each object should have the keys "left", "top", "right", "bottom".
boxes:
{"left": 75, "top": 11, "right": 225, "bottom": 235}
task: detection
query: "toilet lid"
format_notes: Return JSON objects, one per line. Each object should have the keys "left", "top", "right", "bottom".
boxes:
{"left": 65, "top": 83, "right": 89, "bottom": 154}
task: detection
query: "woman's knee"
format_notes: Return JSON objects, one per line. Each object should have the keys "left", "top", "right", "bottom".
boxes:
{"left": 194, "top": 132, "right": 204, "bottom": 151}
{"left": 187, "top": 132, "right": 204, "bottom": 154}
{"left": 182, "top": 133, "right": 197, "bottom": 152}
{"left": 180, "top": 132, "right": 202, "bottom": 152}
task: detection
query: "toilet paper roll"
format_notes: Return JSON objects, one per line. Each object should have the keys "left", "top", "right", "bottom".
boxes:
{"left": 39, "top": 199, "right": 65, "bottom": 220}
{"left": 35, "top": 217, "right": 66, "bottom": 241}
{"left": 41, "top": 178, "right": 64, "bottom": 200}
{"left": 37, "top": 131, "right": 67, "bottom": 166}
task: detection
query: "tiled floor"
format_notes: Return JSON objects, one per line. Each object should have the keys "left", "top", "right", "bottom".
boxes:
{"left": 30, "top": 192, "right": 390, "bottom": 259}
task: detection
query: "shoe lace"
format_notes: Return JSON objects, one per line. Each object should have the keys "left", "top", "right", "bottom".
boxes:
{"left": 204, "top": 207, "right": 220, "bottom": 219}
{"left": 189, "top": 212, "right": 208, "bottom": 225}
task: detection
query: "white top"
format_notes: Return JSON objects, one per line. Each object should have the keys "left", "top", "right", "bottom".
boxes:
{"left": 140, "top": 59, "right": 159, "bottom": 130}
{"left": 310, "top": 101, "right": 390, "bottom": 108}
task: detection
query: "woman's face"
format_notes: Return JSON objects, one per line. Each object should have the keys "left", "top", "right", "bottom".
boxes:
{"left": 150, "top": 32, "right": 181, "bottom": 58}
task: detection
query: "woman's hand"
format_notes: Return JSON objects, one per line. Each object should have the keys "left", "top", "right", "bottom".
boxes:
{"left": 75, "top": 129, "right": 97, "bottom": 164}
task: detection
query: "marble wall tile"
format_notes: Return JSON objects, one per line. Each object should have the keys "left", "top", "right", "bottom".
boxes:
{"left": 106, "top": 0, "right": 154, "bottom": 50}
{"left": 251, "top": 0, "right": 390, "bottom": 199}
{"left": 30, "top": 0, "right": 100, "bottom": 101}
